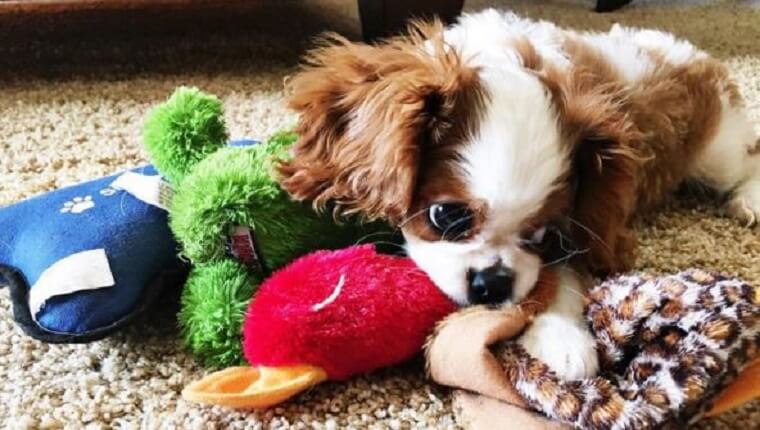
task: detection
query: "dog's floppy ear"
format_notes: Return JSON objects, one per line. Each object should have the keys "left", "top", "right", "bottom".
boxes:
{"left": 571, "top": 134, "right": 639, "bottom": 274}
{"left": 541, "top": 57, "right": 643, "bottom": 274}
{"left": 277, "top": 21, "right": 484, "bottom": 224}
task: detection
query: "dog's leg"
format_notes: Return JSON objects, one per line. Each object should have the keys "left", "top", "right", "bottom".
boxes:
{"left": 692, "top": 102, "right": 760, "bottom": 227}
{"left": 517, "top": 267, "right": 598, "bottom": 380}
{"left": 729, "top": 167, "right": 760, "bottom": 228}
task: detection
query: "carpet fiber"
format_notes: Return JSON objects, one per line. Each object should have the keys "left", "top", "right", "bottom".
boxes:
{"left": 1, "top": 0, "right": 758, "bottom": 428}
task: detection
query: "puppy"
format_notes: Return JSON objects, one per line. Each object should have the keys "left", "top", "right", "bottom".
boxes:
{"left": 276, "top": 10, "right": 760, "bottom": 379}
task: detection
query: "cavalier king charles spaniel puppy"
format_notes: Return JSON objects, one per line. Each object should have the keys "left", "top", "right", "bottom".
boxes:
{"left": 277, "top": 10, "right": 760, "bottom": 380}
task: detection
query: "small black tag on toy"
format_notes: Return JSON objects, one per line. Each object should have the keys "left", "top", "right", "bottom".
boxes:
{"left": 226, "top": 225, "right": 266, "bottom": 273}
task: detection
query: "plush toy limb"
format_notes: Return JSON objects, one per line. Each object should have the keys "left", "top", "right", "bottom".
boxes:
{"left": 143, "top": 87, "right": 228, "bottom": 184}
{"left": 426, "top": 306, "right": 529, "bottom": 406}
{"left": 179, "top": 261, "right": 259, "bottom": 368}
{"left": 705, "top": 357, "right": 760, "bottom": 417}
{"left": 182, "top": 365, "right": 328, "bottom": 409}
{"left": 453, "top": 391, "right": 569, "bottom": 430}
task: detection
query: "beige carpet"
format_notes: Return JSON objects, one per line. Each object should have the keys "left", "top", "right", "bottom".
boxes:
{"left": 1, "top": 0, "right": 759, "bottom": 428}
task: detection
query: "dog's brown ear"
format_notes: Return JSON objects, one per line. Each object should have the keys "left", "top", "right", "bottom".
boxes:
{"left": 277, "top": 22, "right": 484, "bottom": 224}
{"left": 541, "top": 60, "right": 643, "bottom": 274}
{"left": 571, "top": 136, "right": 639, "bottom": 274}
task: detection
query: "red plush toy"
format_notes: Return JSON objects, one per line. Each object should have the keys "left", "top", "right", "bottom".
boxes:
{"left": 182, "top": 245, "right": 458, "bottom": 408}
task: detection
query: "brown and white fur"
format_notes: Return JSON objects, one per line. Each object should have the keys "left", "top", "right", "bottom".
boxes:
{"left": 277, "top": 10, "right": 760, "bottom": 380}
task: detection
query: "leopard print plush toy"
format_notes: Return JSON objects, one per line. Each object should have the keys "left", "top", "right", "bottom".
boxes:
{"left": 498, "top": 269, "right": 759, "bottom": 429}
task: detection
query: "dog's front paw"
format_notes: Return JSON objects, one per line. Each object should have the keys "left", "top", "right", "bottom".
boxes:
{"left": 517, "top": 314, "right": 599, "bottom": 380}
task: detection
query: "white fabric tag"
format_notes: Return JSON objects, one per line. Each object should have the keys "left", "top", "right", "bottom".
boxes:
{"left": 111, "top": 171, "right": 173, "bottom": 210}
{"left": 29, "top": 249, "right": 115, "bottom": 321}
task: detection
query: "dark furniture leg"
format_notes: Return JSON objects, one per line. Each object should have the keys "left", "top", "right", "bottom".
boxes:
{"left": 358, "top": 0, "right": 464, "bottom": 42}
{"left": 596, "top": 0, "right": 633, "bottom": 12}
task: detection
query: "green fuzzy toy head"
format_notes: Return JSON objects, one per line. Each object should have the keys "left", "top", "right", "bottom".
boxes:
{"left": 143, "top": 87, "right": 228, "bottom": 184}
{"left": 144, "top": 88, "right": 394, "bottom": 368}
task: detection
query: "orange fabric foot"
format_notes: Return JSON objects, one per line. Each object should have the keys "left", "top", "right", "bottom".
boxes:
{"left": 706, "top": 357, "right": 760, "bottom": 417}
{"left": 182, "top": 365, "right": 328, "bottom": 409}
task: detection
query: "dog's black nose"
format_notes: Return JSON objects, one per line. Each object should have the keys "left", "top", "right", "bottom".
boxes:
{"left": 467, "top": 264, "right": 514, "bottom": 305}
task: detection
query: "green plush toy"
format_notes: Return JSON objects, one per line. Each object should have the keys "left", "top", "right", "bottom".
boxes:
{"left": 143, "top": 87, "right": 390, "bottom": 367}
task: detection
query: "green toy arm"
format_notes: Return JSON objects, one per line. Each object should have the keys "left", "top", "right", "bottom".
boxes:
{"left": 143, "top": 87, "right": 229, "bottom": 184}
{"left": 180, "top": 260, "right": 258, "bottom": 368}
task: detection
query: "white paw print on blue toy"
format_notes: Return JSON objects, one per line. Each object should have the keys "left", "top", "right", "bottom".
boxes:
{"left": 60, "top": 196, "right": 95, "bottom": 214}
{"left": 100, "top": 186, "right": 117, "bottom": 197}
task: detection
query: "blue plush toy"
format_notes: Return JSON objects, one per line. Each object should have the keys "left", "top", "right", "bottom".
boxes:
{"left": 0, "top": 164, "right": 185, "bottom": 342}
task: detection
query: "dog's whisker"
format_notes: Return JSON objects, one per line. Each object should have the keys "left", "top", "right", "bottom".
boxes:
{"left": 367, "top": 241, "right": 408, "bottom": 253}
{"left": 517, "top": 299, "right": 543, "bottom": 308}
{"left": 447, "top": 225, "right": 474, "bottom": 243}
{"left": 398, "top": 207, "right": 430, "bottom": 228}
{"left": 352, "top": 230, "right": 401, "bottom": 246}
{"left": 441, "top": 216, "right": 472, "bottom": 241}
{"left": 542, "top": 248, "right": 590, "bottom": 267}
{"left": 550, "top": 228, "right": 575, "bottom": 252}
{"left": 556, "top": 283, "right": 587, "bottom": 301}
{"left": 564, "top": 216, "right": 612, "bottom": 251}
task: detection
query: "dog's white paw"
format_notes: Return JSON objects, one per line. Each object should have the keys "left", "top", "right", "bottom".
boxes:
{"left": 728, "top": 179, "right": 760, "bottom": 228}
{"left": 518, "top": 313, "right": 599, "bottom": 380}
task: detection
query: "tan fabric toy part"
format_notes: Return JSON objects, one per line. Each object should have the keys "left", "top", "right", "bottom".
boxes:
{"left": 427, "top": 270, "right": 760, "bottom": 430}
{"left": 427, "top": 306, "right": 568, "bottom": 430}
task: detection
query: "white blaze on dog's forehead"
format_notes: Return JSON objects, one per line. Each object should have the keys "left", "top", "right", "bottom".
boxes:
{"left": 424, "top": 9, "right": 573, "bottom": 227}
{"left": 460, "top": 67, "right": 569, "bottom": 226}
{"left": 442, "top": 12, "right": 571, "bottom": 221}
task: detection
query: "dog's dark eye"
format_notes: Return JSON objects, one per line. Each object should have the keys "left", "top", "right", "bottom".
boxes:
{"left": 529, "top": 226, "right": 547, "bottom": 244}
{"left": 520, "top": 226, "right": 550, "bottom": 251}
{"left": 427, "top": 203, "right": 474, "bottom": 240}
{"left": 521, "top": 224, "right": 583, "bottom": 265}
